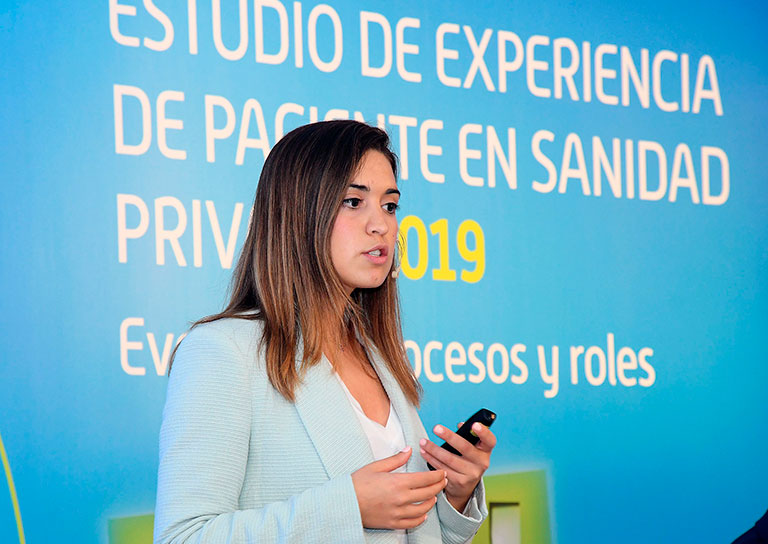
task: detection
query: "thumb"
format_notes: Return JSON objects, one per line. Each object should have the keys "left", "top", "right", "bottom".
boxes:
{"left": 368, "top": 446, "right": 412, "bottom": 472}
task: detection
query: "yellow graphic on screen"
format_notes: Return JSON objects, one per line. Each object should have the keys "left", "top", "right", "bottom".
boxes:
{"left": 108, "top": 514, "right": 154, "bottom": 544}
{"left": 0, "top": 431, "right": 25, "bottom": 544}
{"left": 472, "top": 469, "right": 551, "bottom": 544}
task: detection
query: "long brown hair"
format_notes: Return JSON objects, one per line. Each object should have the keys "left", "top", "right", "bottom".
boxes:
{"left": 173, "top": 120, "right": 421, "bottom": 406}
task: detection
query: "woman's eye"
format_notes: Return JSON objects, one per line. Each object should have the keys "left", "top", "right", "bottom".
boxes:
{"left": 342, "top": 197, "right": 362, "bottom": 208}
{"left": 383, "top": 202, "right": 400, "bottom": 214}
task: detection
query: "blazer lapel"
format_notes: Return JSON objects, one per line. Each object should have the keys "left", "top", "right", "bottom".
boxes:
{"left": 294, "top": 354, "right": 374, "bottom": 479}
{"left": 368, "top": 349, "right": 442, "bottom": 542}
{"left": 367, "top": 350, "right": 423, "bottom": 471}
{"left": 295, "top": 341, "right": 441, "bottom": 543}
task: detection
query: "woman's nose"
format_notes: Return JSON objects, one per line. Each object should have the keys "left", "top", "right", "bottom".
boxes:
{"left": 366, "top": 207, "right": 389, "bottom": 236}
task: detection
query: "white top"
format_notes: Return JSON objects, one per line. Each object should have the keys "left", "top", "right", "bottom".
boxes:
{"left": 330, "top": 361, "right": 409, "bottom": 542}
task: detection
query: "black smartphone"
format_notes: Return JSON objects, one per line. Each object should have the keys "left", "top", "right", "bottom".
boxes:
{"left": 427, "top": 408, "right": 496, "bottom": 470}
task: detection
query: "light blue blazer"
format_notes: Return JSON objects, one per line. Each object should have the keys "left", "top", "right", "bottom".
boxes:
{"left": 154, "top": 318, "right": 487, "bottom": 543}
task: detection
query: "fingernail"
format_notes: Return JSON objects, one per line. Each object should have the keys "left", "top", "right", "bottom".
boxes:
{"left": 419, "top": 438, "right": 426, "bottom": 446}
{"left": 400, "top": 446, "right": 411, "bottom": 453}
{"left": 434, "top": 425, "right": 443, "bottom": 434}
{"left": 472, "top": 422, "right": 482, "bottom": 432}
{"left": 420, "top": 448, "right": 426, "bottom": 455}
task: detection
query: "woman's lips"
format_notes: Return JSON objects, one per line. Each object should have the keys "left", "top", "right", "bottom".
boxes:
{"left": 363, "top": 245, "right": 388, "bottom": 264}
{"left": 363, "top": 253, "right": 388, "bottom": 264}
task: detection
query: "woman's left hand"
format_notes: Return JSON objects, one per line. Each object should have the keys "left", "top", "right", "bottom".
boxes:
{"left": 419, "top": 421, "right": 497, "bottom": 512}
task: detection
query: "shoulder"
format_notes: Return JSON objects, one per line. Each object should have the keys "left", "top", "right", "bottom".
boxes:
{"left": 179, "top": 317, "right": 263, "bottom": 357}
{"left": 171, "top": 317, "right": 264, "bottom": 382}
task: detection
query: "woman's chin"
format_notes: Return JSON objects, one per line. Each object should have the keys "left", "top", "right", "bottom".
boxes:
{"left": 352, "top": 274, "right": 390, "bottom": 291}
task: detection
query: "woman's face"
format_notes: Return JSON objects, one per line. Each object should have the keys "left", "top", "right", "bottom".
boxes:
{"left": 330, "top": 150, "right": 400, "bottom": 295}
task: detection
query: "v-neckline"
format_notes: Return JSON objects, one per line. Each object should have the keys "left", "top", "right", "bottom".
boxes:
{"left": 329, "top": 360, "right": 393, "bottom": 428}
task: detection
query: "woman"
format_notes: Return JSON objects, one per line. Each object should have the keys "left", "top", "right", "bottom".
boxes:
{"left": 154, "top": 120, "right": 496, "bottom": 543}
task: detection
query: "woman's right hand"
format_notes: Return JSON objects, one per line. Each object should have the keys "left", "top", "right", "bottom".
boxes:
{"left": 351, "top": 446, "right": 448, "bottom": 530}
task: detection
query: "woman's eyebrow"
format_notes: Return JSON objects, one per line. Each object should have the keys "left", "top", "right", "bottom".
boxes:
{"left": 348, "top": 183, "right": 400, "bottom": 197}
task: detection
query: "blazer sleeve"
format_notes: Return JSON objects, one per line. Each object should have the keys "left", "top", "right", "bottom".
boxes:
{"left": 435, "top": 479, "right": 488, "bottom": 544}
{"left": 153, "top": 323, "right": 365, "bottom": 544}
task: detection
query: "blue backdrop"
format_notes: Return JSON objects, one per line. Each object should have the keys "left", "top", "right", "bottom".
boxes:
{"left": 1, "top": 1, "right": 766, "bottom": 542}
